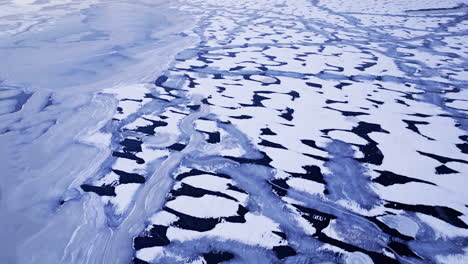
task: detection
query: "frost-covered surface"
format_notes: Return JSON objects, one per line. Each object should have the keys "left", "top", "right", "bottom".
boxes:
{"left": 1, "top": 0, "right": 468, "bottom": 263}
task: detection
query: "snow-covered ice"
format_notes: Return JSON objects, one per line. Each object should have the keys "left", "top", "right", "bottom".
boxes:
{"left": 1, "top": 0, "right": 467, "bottom": 263}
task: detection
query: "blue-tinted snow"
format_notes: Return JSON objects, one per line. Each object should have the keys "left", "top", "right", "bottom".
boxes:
{"left": 1, "top": 0, "right": 467, "bottom": 264}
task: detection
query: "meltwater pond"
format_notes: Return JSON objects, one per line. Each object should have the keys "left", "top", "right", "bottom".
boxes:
{"left": 1, "top": 0, "right": 467, "bottom": 264}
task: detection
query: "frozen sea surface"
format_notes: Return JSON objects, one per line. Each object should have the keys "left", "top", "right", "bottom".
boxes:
{"left": 1, "top": 0, "right": 468, "bottom": 263}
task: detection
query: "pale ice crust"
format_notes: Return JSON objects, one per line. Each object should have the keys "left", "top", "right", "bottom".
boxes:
{"left": 0, "top": 0, "right": 467, "bottom": 263}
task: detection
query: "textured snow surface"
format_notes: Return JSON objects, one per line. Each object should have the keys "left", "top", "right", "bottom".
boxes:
{"left": 1, "top": 0, "right": 467, "bottom": 263}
